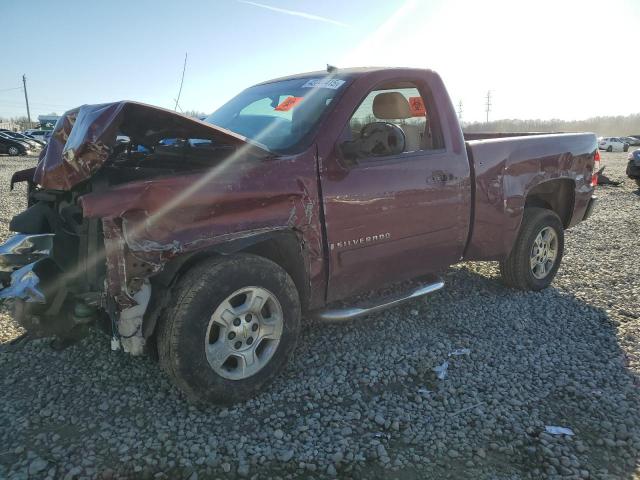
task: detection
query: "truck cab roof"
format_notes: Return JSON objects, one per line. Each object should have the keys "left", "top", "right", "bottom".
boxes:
{"left": 255, "top": 67, "right": 438, "bottom": 86}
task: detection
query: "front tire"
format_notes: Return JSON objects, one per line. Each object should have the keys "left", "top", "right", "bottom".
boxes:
{"left": 500, "top": 208, "right": 564, "bottom": 291}
{"left": 635, "top": 179, "right": 640, "bottom": 189}
{"left": 157, "top": 254, "right": 301, "bottom": 404}
{"left": 7, "top": 146, "right": 19, "bottom": 155}
{"left": 606, "top": 146, "right": 613, "bottom": 152}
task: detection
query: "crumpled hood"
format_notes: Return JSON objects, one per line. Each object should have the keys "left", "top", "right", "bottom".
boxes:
{"left": 33, "top": 101, "right": 270, "bottom": 190}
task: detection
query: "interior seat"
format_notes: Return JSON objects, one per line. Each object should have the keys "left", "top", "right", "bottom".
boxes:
{"left": 372, "top": 92, "right": 423, "bottom": 152}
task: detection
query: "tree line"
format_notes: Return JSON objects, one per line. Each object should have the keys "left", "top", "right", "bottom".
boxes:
{"left": 463, "top": 114, "right": 640, "bottom": 136}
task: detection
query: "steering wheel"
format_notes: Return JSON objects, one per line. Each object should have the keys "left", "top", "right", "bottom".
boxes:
{"left": 359, "top": 122, "right": 406, "bottom": 157}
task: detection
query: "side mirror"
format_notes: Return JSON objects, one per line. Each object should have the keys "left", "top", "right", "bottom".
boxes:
{"left": 337, "top": 141, "right": 359, "bottom": 168}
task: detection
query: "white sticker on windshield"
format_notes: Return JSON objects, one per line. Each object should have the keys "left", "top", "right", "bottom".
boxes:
{"left": 301, "top": 78, "right": 345, "bottom": 90}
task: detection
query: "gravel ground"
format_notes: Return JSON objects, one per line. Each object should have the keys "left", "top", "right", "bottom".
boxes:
{"left": 0, "top": 152, "right": 639, "bottom": 480}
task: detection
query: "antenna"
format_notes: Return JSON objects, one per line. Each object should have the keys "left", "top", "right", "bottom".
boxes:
{"left": 457, "top": 100, "right": 463, "bottom": 122}
{"left": 326, "top": 64, "right": 338, "bottom": 73}
{"left": 485, "top": 90, "right": 492, "bottom": 123}
{"left": 174, "top": 53, "right": 188, "bottom": 112}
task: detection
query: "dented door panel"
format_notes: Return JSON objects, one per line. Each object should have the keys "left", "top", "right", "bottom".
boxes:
{"left": 314, "top": 69, "right": 472, "bottom": 302}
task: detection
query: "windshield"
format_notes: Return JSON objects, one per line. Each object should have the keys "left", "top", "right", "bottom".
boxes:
{"left": 205, "top": 76, "right": 349, "bottom": 153}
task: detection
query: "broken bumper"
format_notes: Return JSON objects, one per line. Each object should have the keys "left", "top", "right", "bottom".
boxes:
{"left": 0, "top": 233, "right": 81, "bottom": 337}
{"left": 0, "top": 234, "right": 56, "bottom": 304}
{"left": 0, "top": 260, "right": 52, "bottom": 304}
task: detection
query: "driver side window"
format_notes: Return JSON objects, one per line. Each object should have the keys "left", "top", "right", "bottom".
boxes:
{"left": 341, "top": 85, "right": 436, "bottom": 161}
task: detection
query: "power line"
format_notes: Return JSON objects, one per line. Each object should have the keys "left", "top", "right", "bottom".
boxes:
{"left": 0, "top": 86, "right": 22, "bottom": 93}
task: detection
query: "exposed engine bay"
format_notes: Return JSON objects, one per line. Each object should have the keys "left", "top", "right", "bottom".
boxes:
{"left": 105, "top": 138, "right": 236, "bottom": 185}
{"left": 1, "top": 101, "right": 272, "bottom": 354}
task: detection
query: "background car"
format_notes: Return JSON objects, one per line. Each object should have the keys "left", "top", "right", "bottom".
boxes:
{"left": 0, "top": 130, "right": 44, "bottom": 149}
{"left": 620, "top": 136, "right": 640, "bottom": 146}
{"left": 626, "top": 149, "right": 640, "bottom": 188}
{"left": 0, "top": 132, "right": 31, "bottom": 155}
{"left": 598, "top": 136, "right": 629, "bottom": 152}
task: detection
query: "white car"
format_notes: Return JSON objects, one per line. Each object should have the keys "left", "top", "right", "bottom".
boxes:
{"left": 598, "top": 137, "right": 629, "bottom": 152}
{"left": 23, "top": 129, "right": 51, "bottom": 143}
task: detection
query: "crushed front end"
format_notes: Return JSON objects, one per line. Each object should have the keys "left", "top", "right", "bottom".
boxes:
{"left": 0, "top": 195, "right": 156, "bottom": 354}
{"left": 0, "top": 99, "right": 321, "bottom": 359}
{"left": 0, "top": 101, "right": 272, "bottom": 354}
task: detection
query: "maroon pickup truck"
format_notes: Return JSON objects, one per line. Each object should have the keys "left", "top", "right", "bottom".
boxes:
{"left": 0, "top": 67, "right": 598, "bottom": 404}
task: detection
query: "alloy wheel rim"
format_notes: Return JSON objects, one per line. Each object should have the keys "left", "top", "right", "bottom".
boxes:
{"left": 530, "top": 226, "right": 558, "bottom": 279}
{"left": 205, "top": 286, "right": 283, "bottom": 380}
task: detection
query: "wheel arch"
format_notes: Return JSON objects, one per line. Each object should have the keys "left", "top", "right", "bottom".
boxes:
{"left": 524, "top": 178, "right": 575, "bottom": 229}
{"left": 143, "top": 229, "right": 310, "bottom": 339}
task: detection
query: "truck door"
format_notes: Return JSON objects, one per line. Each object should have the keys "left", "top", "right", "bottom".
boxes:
{"left": 319, "top": 80, "right": 471, "bottom": 302}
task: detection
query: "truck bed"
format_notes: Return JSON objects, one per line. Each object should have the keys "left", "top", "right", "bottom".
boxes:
{"left": 463, "top": 131, "right": 565, "bottom": 140}
{"left": 463, "top": 132, "right": 597, "bottom": 262}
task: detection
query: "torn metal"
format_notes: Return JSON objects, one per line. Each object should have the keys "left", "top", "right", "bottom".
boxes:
{"left": 0, "top": 234, "right": 56, "bottom": 305}
{"left": 0, "top": 260, "right": 49, "bottom": 304}
{"left": 0, "top": 233, "right": 53, "bottom": 274}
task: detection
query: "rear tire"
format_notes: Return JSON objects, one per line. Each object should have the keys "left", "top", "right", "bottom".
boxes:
{"left": 500, "top": 207, "right": 564, "bottom": 291}
{"left": 157, "top": 254, "right": 301, "bottom": 404}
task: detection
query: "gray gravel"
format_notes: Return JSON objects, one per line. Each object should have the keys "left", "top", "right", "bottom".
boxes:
{"left": 1, "top": 152, "right": 639, "bottom": 479}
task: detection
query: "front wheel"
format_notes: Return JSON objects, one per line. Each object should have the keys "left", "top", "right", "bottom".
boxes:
{"left": 500, "top": 207, "right": 564, "bottom": 290}
{"left": 7, "top": 146, "right": 19, "bottom": 155}
{"left": 606, "top": 146, "right": 613, "bottom": 152}
{"left": 635, "top": 178, "right": 640, "bottom": 189}
{"left": 157, "top": 254, "right": 301, "bottom": 404}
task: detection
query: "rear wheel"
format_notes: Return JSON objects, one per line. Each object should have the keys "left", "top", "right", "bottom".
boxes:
{"left": 500, "top": 207, "right": 564, "bottom": 290}
{"left": 157, "top": 254, "right": 301, "bottom": 404}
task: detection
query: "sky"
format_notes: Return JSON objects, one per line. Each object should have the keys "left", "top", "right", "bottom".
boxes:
{"left": 1, "top": 0, "right": 639, "bottom": 123}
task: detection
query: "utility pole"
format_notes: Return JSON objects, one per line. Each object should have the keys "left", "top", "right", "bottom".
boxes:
{"left": 485, "top": 90, "right": 492, "bottom": 124}
{"left": 22, "top": 74, "right": 31, "bottom": 125}
{"left": 457, "top": 100, "right": 463, "bottom": 122}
